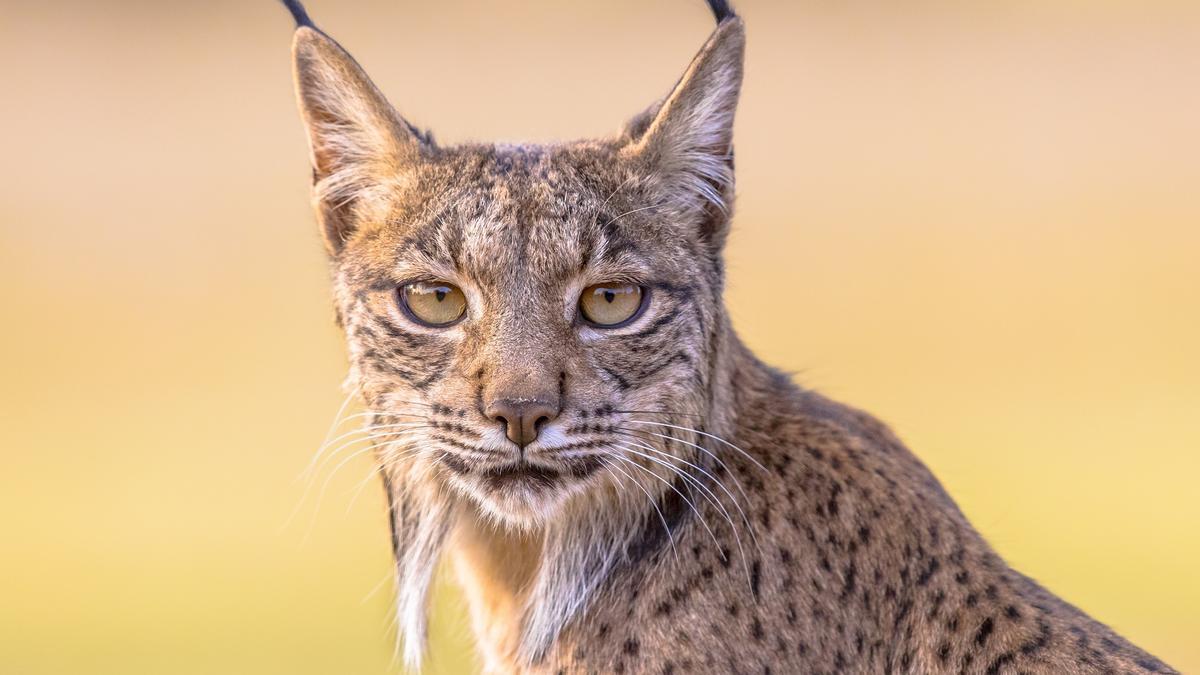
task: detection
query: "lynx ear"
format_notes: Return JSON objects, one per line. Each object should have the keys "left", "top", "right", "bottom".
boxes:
{"left": 624, "top": 17, "right": 745, "bottom": 225}
{"left": 291, "top": 25, "right": 432, "bottom": 254}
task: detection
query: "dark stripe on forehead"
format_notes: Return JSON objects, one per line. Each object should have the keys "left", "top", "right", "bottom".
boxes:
{"left": 397, "top": 202, "right": 475, "bottom": 266}
{"left": 577, "top": 229, "right": 596, "bottom": 273}
{"left": 594, "top": 209, "right": 644, "bottom": 266}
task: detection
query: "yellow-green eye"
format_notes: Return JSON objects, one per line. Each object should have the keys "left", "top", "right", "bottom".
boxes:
{"left": 579, "top": 284, "right": 646, "bottom": 327}
{"left": 400, "top": 281, "right": 467, "bottom": 327}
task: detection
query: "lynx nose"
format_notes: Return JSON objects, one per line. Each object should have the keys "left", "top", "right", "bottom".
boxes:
{"left": 486, "top": 399, "right": 560, "bottom": 449}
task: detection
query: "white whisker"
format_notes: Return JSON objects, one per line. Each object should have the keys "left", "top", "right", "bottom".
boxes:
{"left": 612, "top": 438, "right": 757, "bottom": 591}
{"left": 303, "top": 430, "right": 427, "bottom": 544}
{"left": 307, "top": 388, "right": 357, "bottom": 479}
{"left": 301, "top": 417, "right": 429, "bottom": 481}
{"left": 284, "top": 424, "right": 430, "bottom": 535}
{"left": 603, "top": 456, "right": 679, "bottom": 563}
{"left": 615, "top": 427, "right": 762, "bottom": 553}
{"left": 304, "top": 422, "right": 431, "bottom": 485}
{"left": 622, "top": 419, "right": 769, "bottom": 472}
{"left": 613, "top": 435, "right": 738, "bottom": 529}
{"left": 590, "top": 174, "right": 638, "bottom": 229}
{"left": 600, "top": 204, "right": 659, "bottom": 228}
{"left": 609, "top": 442, "right": 725, "bottom": 554}
{"left": 346, "top": 443, "right": 423, "bottom": 513}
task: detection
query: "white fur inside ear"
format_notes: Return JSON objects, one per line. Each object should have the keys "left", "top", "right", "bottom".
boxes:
{"left": 291, "top": 27, "right": 423, "bottom": 245}
{"left": 628, "top": 20, "right": 745, "bottom": 213}
{"left": 303, "top": 75, "right": 401, "bottom": 212}
{"left": 649, "top": 85, "right": 738, "bottom": 212}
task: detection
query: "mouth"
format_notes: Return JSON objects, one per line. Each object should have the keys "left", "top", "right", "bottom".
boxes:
{"left": 478, "top": 462, "right": 564, "bottom": 491}
{"left": 438, "top": 451, "right": 606, "bottom": 492}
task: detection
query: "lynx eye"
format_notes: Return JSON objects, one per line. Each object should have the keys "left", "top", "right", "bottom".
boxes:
{"left": 400, "top": 281, "right": 467, "bottom": 327}
{"left": 579, "top": 284, "right": 646, "bottom": 328}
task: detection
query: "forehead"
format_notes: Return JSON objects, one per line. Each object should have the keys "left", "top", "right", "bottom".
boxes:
{"left": 346, "top": 144, "right": 696, "bottom": 289}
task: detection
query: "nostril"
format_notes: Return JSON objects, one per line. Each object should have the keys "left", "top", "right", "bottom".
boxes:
{"left": 534, "top": 415, "right": 550, "bottom": 431}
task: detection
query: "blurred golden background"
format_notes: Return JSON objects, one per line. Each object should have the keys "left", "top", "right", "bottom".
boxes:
{"left": 1, "top": 0, "right": 1197, "bottom": 673}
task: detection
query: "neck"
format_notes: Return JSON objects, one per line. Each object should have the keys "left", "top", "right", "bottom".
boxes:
{"left": 450, "top": 515, "right": 542, "bottom": 672}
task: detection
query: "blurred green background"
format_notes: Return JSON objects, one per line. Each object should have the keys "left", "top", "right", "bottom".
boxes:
{"left": 1, "top": 1, "right": 1197, "bottom": 673}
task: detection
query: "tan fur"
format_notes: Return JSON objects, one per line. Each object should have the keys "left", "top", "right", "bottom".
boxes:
{"left": 452, "top": 520, "right": 542, "bottom": 671}
{"left": 283, "top": 4, "right": 1176, "bottom": 673}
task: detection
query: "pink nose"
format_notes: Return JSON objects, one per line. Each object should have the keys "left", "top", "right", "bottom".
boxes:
{"left": 485, "top": 399, "right": 560, "bottom": 448}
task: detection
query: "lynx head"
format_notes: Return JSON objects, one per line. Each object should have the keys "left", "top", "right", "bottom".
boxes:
{"left": 289, "top": 0, "right": 745, "bottom": 529}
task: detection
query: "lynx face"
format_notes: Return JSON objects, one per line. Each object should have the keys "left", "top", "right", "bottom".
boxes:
{"left": 292, "top": 15, "right": 744, "bottom": 527}
{"left": 334, "top": 148, "right": 723, "bottom": 524}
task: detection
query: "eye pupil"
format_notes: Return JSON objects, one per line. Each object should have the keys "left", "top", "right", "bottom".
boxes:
{"left": 604, "top": 291, "right": 615, "bottom": 303}
{"left": 435, "top": 289, "right": 446, "bottom": 302}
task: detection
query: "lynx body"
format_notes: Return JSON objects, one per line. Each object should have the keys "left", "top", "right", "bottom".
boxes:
{"left": 279, "top": 1, "right": 1176, "bottom": 672}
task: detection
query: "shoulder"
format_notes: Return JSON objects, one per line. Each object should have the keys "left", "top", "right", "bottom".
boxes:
{"left": 736, "top": 367, "right": 906, "bottom": 462}
{"left": 735, "top": 371, "right": 961, "bottom": 518}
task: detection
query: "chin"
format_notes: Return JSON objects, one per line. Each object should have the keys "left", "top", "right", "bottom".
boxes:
{"left": 437, "top": 446, "right": 610, "bottom": 528}
{"left": 451, "top": 467, "right": 592, "bottom": 529}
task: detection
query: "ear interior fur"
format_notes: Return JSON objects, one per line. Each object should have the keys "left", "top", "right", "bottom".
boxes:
{"left": 624, "top": 19, "right": 745, "bottom": 226}
{"left": 291, "top": 26, "right": 430, "bottom": 253}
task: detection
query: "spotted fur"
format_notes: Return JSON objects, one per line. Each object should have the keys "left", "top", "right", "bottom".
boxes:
{"left": 280, "top": 1, "right": 1176, "bottom": 673}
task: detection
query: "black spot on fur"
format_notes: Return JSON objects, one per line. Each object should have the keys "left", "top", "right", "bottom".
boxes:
{"left": 840, "top": 562, "right": 857, "bottom": 600}
{"left": 985, "top": 653, "right": 1015, "bottom": 675}
{"left": 916, "top": 557, "right": 941, "bottom": 586}
{"left": 976, "top": 617, "right": 995, "bottom": 647}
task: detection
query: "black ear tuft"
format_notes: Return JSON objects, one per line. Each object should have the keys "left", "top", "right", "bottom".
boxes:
{"left": 706, "top": 0, "right": 736, "bottom": 23}
{"left": 281, "top": 0, "right": 315, "bottom": 28}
